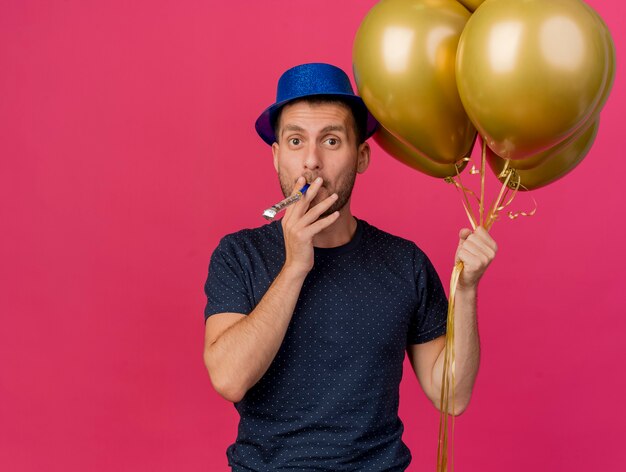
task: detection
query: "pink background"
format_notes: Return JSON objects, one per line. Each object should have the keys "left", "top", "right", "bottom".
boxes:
{"left": 1, "top": 0, "right": 624, "bottom": 470}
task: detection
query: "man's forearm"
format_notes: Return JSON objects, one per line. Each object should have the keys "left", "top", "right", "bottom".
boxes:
{"left": 206, "top": 265, "right": 307, "bottom": 402}
{"left": 432, "top": 286, "right": 480, "bottom": 414}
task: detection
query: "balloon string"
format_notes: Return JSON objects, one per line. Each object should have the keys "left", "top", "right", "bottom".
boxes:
{"left": 453, "top": 183, "right": 477, "bottom": 231}
{"left": 484, "top": 161, "right": 513, "bottom": 230}
{"left": 446, "top": 159, "right": 479, "bottom": 230}
{"left": 437, "top": 260, "right": 462, "bottom": 472}
{"left": 438, "top": 149, "right": 538, "bottom": 471}
{"left": 506, "top": 179, "right": 538, "bottom": 221}
{"left": 508, "top": 203, "right": 538, "bottom": 220}
{"left": 479, "top": 139, "right": 487, "bottom": 226}
{"left": 484, "top": 165, "right": 537, "bottom": 230}
{"left": 454, "top": 157, "right": 481, "bottom": 205}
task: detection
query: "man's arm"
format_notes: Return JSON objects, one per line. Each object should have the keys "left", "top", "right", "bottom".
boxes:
{"left": 407, "top": 287, "right": 478, "bottom": 415}
{"left": 203, "top": 265, "right": 308, "bottom": 403}
{"left": 407, "top": 227, "right": 496, "bottom": 415}
{"left": 203, "top": 176, "right": 339, "bottom": 403}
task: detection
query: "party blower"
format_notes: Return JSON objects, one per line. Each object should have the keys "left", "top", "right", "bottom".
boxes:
{"left": 262, "top": 183, "right": 310, "bottom": 220}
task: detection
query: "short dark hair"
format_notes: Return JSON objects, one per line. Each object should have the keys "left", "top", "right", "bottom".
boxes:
{"left": 271, "top": 96, "right": 368, "bottom": 145}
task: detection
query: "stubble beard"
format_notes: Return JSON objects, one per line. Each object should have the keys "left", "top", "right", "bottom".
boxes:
{"left": 278, "top": 167, "right": 357, "bottom": 218}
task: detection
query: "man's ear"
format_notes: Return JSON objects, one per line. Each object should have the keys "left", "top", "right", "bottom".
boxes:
{"left": 357, "top": 142, "right": 370, "bottom": 174}
{"left": 272, "top": 142, "right": 279, "bottom": 173}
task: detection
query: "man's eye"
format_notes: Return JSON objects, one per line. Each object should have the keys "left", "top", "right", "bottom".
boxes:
{"left": 289, "top": 138, "right": 301, "bottom": 146}
{"left": 326, "top": 138, "right": 339, "bottom": 146}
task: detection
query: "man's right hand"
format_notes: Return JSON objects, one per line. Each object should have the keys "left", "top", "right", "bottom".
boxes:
{"left": 281, "top": 175, "right": 340, "bottom": 276}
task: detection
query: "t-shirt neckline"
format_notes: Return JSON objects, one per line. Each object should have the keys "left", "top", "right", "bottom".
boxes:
{"left": 273, "top": 217, "right": 364, "bottom": 257}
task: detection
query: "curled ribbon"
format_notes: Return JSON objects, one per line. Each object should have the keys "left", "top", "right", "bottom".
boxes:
{"left": 445, "top": 157, "right": 480, "bottom": 230}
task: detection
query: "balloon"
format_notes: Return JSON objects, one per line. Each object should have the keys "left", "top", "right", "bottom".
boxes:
{"left": 486, "top": 118, "right": 600, "bottom": 191}
{"left": 483, "top": 4, "right": 614, "bottom": 171}
{"left": 456, "top": 0, "right": 613, "bottom": 160}
{"left": 456, "top": 0, "right": 485, "bottom": 12}
{"left": 491, "top": 145, "right": 549, "bottom": 171}
{"left": 582, "top": 1, "right": 616, "bottom": 117}
{"left": 375, "top": 126, "right": 469, "bottom": 178}
{"left": 353, "top": 0, "right": 476, "bottom": 164}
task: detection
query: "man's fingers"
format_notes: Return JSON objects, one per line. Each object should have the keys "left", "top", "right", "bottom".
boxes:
{"left": 456, "top": 240, "right": 478, "bottom": 263}
{"left": 456, "top": 227, "right": 498, "bottom": 288}
{"left": 300, "top": 192, "right": 338, "bottom": 226}
{"left": 457, "top": 227, "right": 497, "bottom": 254}
{"left": 456, "top": 230, "right": 497, "bottom": 270}
{"left": 303, "top": 176, "right": 324, "bottom": 202}
{"left": 303, "top": 210, "right": 340, "bottom": 236}
{"left": 290, "top": 176, "right": 323, "bottom": 218}
{"left": 456, "top": 228, "right": 472, "bottom": 254}
{"left": 472, "top": 226, "right": 498, "bottom": 252}
{"left": 293, "top": 176, "right": 306, "bottom": 194}
{"left": 461, "top": 235, "right": 495, "bottom": 258}
{"left": 458, "top": 228, "right": 472, "bottom": 241}
{"left": 458, "top": 242, "right": 491, "bottom": 265}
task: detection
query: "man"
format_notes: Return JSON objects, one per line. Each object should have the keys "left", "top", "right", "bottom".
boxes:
{"left": 203, "top": 63, "right": 497, "bottom": 471}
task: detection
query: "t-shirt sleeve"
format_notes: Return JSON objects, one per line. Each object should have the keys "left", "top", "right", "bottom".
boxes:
{"left": 203, "top": 237, "right": 254, "bottom": 323}
{"left": 407, "top": 246, "right": 448, "bottom": 344}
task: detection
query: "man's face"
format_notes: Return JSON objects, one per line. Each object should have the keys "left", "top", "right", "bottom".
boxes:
{"left": 271, "top": 101, "right": 370, "bottom": 217}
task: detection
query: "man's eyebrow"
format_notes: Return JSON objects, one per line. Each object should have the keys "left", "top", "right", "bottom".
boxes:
{"left": 320, "top": 125, "right": 347, "bottom": 134}
{"left": 280, "top": 124, "right": 347, "bottom": 138}
{"left": 281, "top": 124, "right": 305, "bottom": 138}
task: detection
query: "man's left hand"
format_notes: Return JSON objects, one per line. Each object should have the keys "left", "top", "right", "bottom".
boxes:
{"left": 455, "top": 227, "right": 498, "bottom": 290}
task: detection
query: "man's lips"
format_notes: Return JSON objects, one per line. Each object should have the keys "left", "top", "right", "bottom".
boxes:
{"left": 302, "top": 176, "right": 326, "bottom": 186}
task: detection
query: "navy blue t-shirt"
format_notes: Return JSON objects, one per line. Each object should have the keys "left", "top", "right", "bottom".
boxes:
{"left": 204, "top": 218, "right": 448, "bottom": 471}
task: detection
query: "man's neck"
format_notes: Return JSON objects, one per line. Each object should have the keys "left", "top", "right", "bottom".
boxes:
{"left": 312, "top": 208, "right": 357, "bottom": 248}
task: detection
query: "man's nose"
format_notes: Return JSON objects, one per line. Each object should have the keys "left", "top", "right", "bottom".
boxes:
{"left": 303, "top": 142, "right": 322, "bottom": 170}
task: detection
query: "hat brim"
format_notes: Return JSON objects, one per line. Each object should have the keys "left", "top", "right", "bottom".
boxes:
{"left": 255, "top": 93, "right": 379, "bottom": 146}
